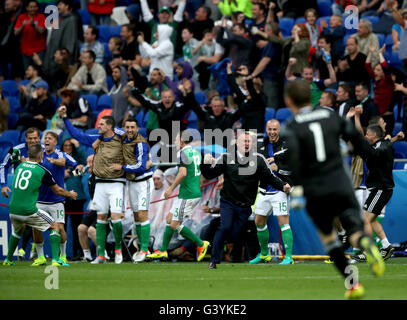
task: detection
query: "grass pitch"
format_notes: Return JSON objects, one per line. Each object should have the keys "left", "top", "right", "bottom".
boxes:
{"left": 1, "top": 258, "right": 407, "bottom": 300}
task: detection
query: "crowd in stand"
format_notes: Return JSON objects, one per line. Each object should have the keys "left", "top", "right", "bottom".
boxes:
{"left": 1, "top": 0, "right": 407, "bottom": 261}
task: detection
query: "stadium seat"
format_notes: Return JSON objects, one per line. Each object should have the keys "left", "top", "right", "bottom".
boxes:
{"left": 97, "top": 25, "right": 111, "bottom": 43}
{"left": 194, "top": 91, "right": 207, "bottom": 105}
{"left": 1, "top": 80, "right": 19, "bottom": 98}
{"left": 389, "top": 51, "right": 402, "bottom": 69}
{"left": 136, "top": 110, "right": 149, "bottom": 128}
{"left": 81, "top": 94, "right": 98, "bottom": 112}
{"left": 7, "top": 113, "right": 19, "bottom": 129}
{"left": 265, "top": 108, "right": 275, "bottom": 122}
{"left": 78, "top": 9, "right": 90, "bottom": 25}
{"left": 7, "top": 96, "right": 21, "bottom": 113}
{"left": 317, "top": 0, "right": 332, "bottom": 17}
{"left": 0, "top": 141, "right": 13, "bottom": 160}
{"left": 394, "top": 141, "right": 407, "bottom": 159}
{"left": 275, "top": 107, "right": 293, "bottom": 123}
{"left": 392, "top": 122, "right": 402, "bottom": 137}
{"left": 363, "top": 16, "right": 379, "bottom": 27}
{"left": 97, "top": 94, "right": 112, "bottom": 111}
{"left": 295, "top": 17, "right": 306, "bottom": 25}
{"left": 138, "top": 127, "right": 148, "bottom": 139}
{"left": 103, "top": 42, "right": 112, "bottom": 62}
{"left": 343, "top": 33, "right": 352, "bottom": 46}
{"left": 110, "top": 25, "right": 121, "bottom": 38}
{"left": 385, "top": 34, "right": 394, "bottom": 47}
{"left": 106, "top": 75, "right": 114, "bottom": 91}
{"left": 186, "top": 111, "right": 198, "bottom": 129}
{"left": 18, "top": 79, "right": 29, "bottom": 87}
{"left": 377, "top": 33, "right": 385, "bottom": 48}
{"left": 394, "top": 103, "right": 404, "bottom": 122}
{"left": 278, "top": 17, "right": 294, "bottom": 38}
{"left": 0, "top": 130, "right": 20, "bottom": 145}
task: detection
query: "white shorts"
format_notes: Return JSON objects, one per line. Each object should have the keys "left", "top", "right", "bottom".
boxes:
{"left": 37, "top": 202, "right": 65, "bottom": 224}
{"left": 255, "top": 191, "right": 289, "bottom": 217}
{"left": 10, "top": 209, "right": 54, "bottom": 235}
{"left": 128, "top": 178, "right": 153, "bottom": 212}
{"left": 355, "top": 188, "right": 368, "bottom": 209}
{"left": 170, "top": 197, "right": 201, "bottom": 222}
{"left": 92, "top": 182, "right": 125, "bottom": 214}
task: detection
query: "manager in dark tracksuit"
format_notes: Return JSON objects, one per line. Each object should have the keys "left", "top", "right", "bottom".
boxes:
{"left": 200, "top": 131, "right": 291, "bottom": 269}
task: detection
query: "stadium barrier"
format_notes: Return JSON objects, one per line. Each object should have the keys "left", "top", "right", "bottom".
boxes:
{"left": 1, "top": 171, "right": 407, "bottom": 261}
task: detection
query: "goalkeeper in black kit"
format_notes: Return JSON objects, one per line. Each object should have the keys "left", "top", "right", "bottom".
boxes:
{"left": 281, "top": 80, "right": 385, "bottom": 300}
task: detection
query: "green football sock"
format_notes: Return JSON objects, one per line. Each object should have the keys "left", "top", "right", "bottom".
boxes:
{"left": 177, "top": 225, "right": 204, "bottom": 247}
{"left": 257, "top": 225, "right": 269, "bottom": 256}
{"left": 96, "top": 221, "right": 107, "bottom": 257}
{"left": 6, "top": 233, "right": 21, "bottom": 261}
{"left": 112, "top": 219, "right": 123, "bottom": 250}
{"left": 49, "top": 230, "right": 61, "bottom": 261}
{"left": 160, "top": 223, "right": 174, "bottom": 252}
{"left": 140, "top": 221, "right": 150, "bottom": 252}
{"left": 281, "top": 224, "right": 293, "bottom": 258}
{"left": 134, "top": 223, "right": 141, "bottom": 242}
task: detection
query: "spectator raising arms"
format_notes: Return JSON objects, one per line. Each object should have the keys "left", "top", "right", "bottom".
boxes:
{"left": 13, "top": 0, "right": 46, "bottom": 72}
{"left": 138, "top": 24, "right": 174, "bottom": 81}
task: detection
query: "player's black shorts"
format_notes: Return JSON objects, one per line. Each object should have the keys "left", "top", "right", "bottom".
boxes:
{"left": 306, "top": 191, "right": 363, "bottom": 236}
{"left": 363, "top": 188, "right": 393, "bottom": 215}
{"left": 81, "top": 210, "right": 97, "bottom": 228}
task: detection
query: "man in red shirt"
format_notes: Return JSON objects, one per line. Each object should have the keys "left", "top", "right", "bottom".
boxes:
{"left": 14, "top": 0, "right": 46, "bottom": 72}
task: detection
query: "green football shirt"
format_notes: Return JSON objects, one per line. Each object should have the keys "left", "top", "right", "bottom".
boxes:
{"left": 9, "top": 161, "right": 56, "bottom": 216}
{"left": 178, "top": 145, "right": 202, "bottom": 199}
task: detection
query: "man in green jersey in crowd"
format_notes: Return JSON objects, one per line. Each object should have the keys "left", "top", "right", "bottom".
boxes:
{"left": 147, "top": 131, "right": 210, "bottom": 261}
{"left": 2, "top": 145, "right": 77, "bottom": 266}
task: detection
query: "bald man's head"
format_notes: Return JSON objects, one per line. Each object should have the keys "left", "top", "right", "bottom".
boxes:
{"left": 266, "top": 119, "right": 280, "bottom": 143}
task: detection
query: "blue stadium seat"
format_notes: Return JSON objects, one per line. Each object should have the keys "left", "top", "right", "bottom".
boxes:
{"left": 389, "top": 51, "right": 402, "bottom": 69}
{"left": 394, "top": 103, "right": 404, "bottom": 122}
{"left": 363, "top": 16, "right": 379, "bottom": 27}
{"left": 394, "top": 141, "right": 407, "bottom": 159}
{"left": 97, "top": 94, "right": 112, "bottom": 111}
{"left": 317, "top": 0, "right": 332, "bottom": 17}
{"left": 295, "top": 17, "right": 306, "bottom": 25}
{"left": 103, "top": 42, "right": 111, "bottom": 61}
{"left": 275, "top": 107, "right": 293, "bottom": 123}
{"left": 265, "top": 108, "right": 275, "bottom": 122}
{"left": 18, "top": 79, "right": 30, "bottom": 87}
{"left": 377, "top": 33, "right": 385, "bottom": 48}
{"left": 106, "top": 75, "right": 114, "bottom": 91}
{"left": 1, "top": 80, "right": 19, "bottom": 98}
{"left": 110, "top": 25, "right": 121, "bottom": 38}
{"left": 81, "top": 94, "right": 98, "bottom": 112}
{"left": 0, "top": 130, "right": 20, "bottom": 145}
{"left": 97, "top": 25, "right": 111, "bottom": 43}
{"left": 7, "top": 114, "right": 18, "bottom": 129}
{"left": 0, "top": 141, "right": 13, "bottom": 160}
{"left": 392, "top": 122, "right": 402, "bottom": 136}
{"left": 385, "top": 34, "right": 394, "bottom": 47}
{"left": 194, "top": 91, "right": 207, "bottom": 105}
{"left": 7, "top": 96, "right": 21, "bottom": 113}
{"left": 278, "top": 17, "right": 294, "bottom": 38}
{"left": 78, "top": 9, "right": 90, "bottom": 25}
{"left": 136, "top": 110, "right": 149, "bottom": 128}
{"left": 138, "top": 127, "right": 148, "bottom": 139}
{"left": 343, "top": 33, "right": 352, "bottom": 46}
{"left": 186, "top": 111, "right": 198, "bottom": 129}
